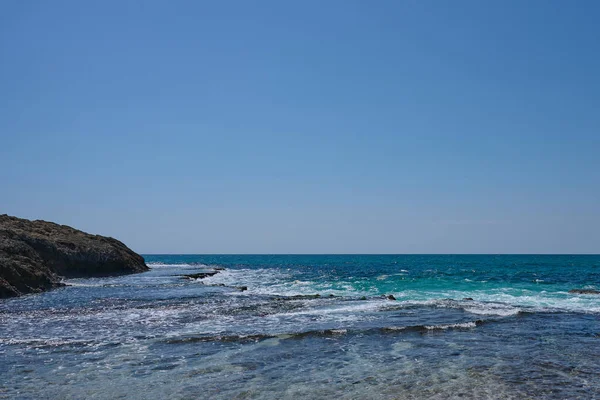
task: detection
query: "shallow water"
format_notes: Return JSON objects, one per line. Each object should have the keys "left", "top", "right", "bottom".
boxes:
{"left": 1, "top": 255, "right": 599, "bottom": 399}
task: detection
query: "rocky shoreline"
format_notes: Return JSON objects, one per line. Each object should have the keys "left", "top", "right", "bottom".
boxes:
{"left": 0, "top": 214, "right": 148, "bottom": 298}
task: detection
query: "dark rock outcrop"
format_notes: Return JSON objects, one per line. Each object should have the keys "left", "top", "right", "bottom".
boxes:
{"left": 0, "top": 214, "right": 148, "bottom": 298}
{"left": 569, "top": 289, "right": 600, "bottom": 295}
{"left": 182, "top": 271, "right": 220, "bottom": 280}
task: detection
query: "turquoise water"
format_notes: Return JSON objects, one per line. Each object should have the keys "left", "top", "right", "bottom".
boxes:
{"left": 1, "top": 255, "right": 599, "bottom": 399}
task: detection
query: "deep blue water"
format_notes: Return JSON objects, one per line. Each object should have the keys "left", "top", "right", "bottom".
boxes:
{"left": 1, "top": 255, "right": 599, "bottom": 399}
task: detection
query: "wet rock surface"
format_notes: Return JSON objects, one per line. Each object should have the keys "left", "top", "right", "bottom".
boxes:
{"left": 569, "top": 289, "right": 600, "bottom": 295}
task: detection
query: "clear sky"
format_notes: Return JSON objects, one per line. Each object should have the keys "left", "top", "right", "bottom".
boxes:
{"left": 1, "top": 0, "right": 599, "bottom": 254}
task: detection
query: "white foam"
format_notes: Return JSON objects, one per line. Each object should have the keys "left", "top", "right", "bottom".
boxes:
{"left": 0, "top": 337, "right": 96, "bottom": 347}
{"left": 201, "top": 268, "right": 370, "bottom": 297}
{"left": 464, "top": 290, "right": 600, "bottom": 314}
{"left": 424, "top": 321, "right": 477, "bottom": 330}
{"left": 147, "top": 262, "right": 216, "bottom": 269}
{"left": 463, "top": 304, "right": 520, "bottom": 317}
{"left": 61, "top": 281, "right": 104, "bottom": 287}
{"left": 393, "top": 288, "right": 600, "bottom": 315}
{"left": 174, "top": 266, "right": 600, "bottom": 315}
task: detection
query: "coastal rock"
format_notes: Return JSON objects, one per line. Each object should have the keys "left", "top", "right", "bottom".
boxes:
{"left": 183, "top": 272, "right": 220, "bottom": 280}
{"left": 569, "top": 289, "right": 600, "bottom": 295}
{"left": 387, "top": 295, "right": 396, "bottom": 301}
{"left": 0, "top": 214, "right": 148, "bottom": 298}
{"left": 276, "top": 294, "right": 321, "bottom": 301}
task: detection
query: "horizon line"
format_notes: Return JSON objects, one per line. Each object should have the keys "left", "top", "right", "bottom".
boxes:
{"left": 140, "top": 253, "right": 600, "bottom": 256}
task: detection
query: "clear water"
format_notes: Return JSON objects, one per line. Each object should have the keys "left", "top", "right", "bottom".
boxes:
{"left": 1, "top": 255, "right": 599, "bottom": 399}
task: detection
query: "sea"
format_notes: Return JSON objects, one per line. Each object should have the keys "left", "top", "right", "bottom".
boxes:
{"left": 1, "top": 255, "right": 599, "bottom": 399}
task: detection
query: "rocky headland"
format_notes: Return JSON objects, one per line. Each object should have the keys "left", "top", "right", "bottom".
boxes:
{"left": 0, "top": 214, "right": 148, "bottom": 298}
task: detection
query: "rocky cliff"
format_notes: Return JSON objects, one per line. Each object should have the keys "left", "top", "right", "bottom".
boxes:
{"left": 0, "top": 214, "right": 148, "bottom": 298}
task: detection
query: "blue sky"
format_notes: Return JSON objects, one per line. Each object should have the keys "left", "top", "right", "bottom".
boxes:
{"left": 1, "top": 0, "right": 599, "bottom": 253}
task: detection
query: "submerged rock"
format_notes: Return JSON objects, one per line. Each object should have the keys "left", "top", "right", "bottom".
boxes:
{"left": 0, "top": 214, "right": 148, "bottom": 298}
{"left": 569, "top": 289, "right": 600, "bottom": 295}
{"left": 276, "top": 294, "right": 322, "bottom": 301}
